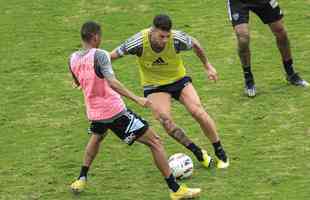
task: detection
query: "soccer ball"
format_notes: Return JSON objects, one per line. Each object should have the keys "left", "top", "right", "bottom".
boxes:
{"left": 168, "top": 153, "right": 194, "bottom": 179}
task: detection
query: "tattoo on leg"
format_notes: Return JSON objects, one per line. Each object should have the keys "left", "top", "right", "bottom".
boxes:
{"left": 158, "top": 114, "right": 175, "bottom": 131}
{"left": 158, "top": 114, "right": 192, "bottom": 146}
{"left": 169, "top": 127, "right": 192, "bottom": 146}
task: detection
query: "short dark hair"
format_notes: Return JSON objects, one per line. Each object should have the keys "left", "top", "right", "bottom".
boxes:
{"left": 153, "top": 14, "right": 172, "bottom": 31}
{"left": 80, "top": 21, "right": 101, "bottom": 42}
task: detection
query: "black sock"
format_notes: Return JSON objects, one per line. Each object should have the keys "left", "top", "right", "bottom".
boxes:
{"left": 78, "top": 166, "right": 89, "bottom": 179}
{"left": 165, "top": 174, "right": 180, "bottom": 192}
{"left": 212, "top": 141, "right": 227, "bottom": 162}
{"left": 242, "top": 66, "right": 254, "bottom": 85}
{"left": 283, "top": 59, "right": 295, "bottom": 76}
{"left": 186, "top": 143, "right": 204, "bottom": 162}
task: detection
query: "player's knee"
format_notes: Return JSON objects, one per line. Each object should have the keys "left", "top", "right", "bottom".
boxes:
{"left": 91, "top": 134, "right": 104, "bottom": 144}
{"left": 236, "top": 31, "right": 250, "bottom": 48}
{"left": 236, "top": 29, "right": 249, "bottom": 40}
{"left": 157, "top": 114, "right": 175, "bottom": 132}
{"left": 97, "top": 135, "right": 104, "bottom": 143}
{"left": 153, "top": 135, "right": 163, "bottom": 150}
{"left": 190, "top": 105, "right": 206, "bottom": 120}
{"left": 273, "top": 26, "right": 287, "bottom": 38}
{"left": 148, "top": 134, "right": 163, "bottom": 151}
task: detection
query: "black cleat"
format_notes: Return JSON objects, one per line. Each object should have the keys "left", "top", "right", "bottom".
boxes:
{"left": 244, "top": 78, "right": 256, "bottom": 97}
{"left": 287, "top": 73, "right": 309, "bottom": 87}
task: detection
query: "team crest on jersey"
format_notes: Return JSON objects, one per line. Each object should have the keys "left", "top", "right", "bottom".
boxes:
{"left": 152, "top": 57, "right": 168, "bottom": 65}
{"left": 232, "top": 13, "right": 239, "bottom": 21}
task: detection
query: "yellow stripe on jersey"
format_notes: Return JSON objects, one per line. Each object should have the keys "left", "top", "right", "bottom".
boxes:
{"left": 137, "top": 28, "right": 186, "bottom": 86}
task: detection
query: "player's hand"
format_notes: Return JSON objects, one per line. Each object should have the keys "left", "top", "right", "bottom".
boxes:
{"left": 205, "top": 63, "right": 218, "bottom": 82}
{"left": 72, "top": 81, "right": 81, "bottom": 90}
{"left": 136, "top": 97, "right": 152, "bottom": 108}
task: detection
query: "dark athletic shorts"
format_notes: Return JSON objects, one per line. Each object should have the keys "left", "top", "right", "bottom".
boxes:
{"left": 88, "top": 109, "right": 149, "bottom": 145}
{"left": 227, "top": 0, "right": 283, "bottom": 26}
{"left": 143, "top": 76, "right": 192, "bottom": 100}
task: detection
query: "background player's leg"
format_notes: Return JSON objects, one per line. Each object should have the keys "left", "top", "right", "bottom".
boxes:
{"left": 269, "top": 20, "right": 291, "bottom": 62}
{"left": 269, "top": 20, "right": 309, "bottom": 86}
{"left": 234, "top": 23, "right": 256, "bottom": 96}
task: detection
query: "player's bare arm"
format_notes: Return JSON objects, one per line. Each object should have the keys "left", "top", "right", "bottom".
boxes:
{"left": 191, "top": 37, "right": 218, "bottom": 81}
{"left": 110, "top": 50, "right": 121, "bottom": 61}
{"left": 105, "top": 76, "right": 151, "bottom": 107}
{"left": 68, "top": 61, "right": 81, "bottom": 89}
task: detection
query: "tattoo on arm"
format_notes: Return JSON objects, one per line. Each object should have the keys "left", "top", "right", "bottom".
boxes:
{"left": 192, "top": 37, "right": 208, "bottom": 65}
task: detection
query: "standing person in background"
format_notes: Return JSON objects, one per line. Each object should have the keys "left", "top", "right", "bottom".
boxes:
{"left": 227, "top": 0, "right": 308, "bottom": 97}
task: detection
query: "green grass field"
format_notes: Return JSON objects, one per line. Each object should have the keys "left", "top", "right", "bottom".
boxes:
{"left": 1, "top": 0, "right": 310, "bottom": 199}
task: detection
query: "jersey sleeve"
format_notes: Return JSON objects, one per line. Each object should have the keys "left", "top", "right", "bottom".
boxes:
{"left": 115, "top": 31, "right": 143, "bottom": 57}
{"left": 173, "top": 30, "right": 193, "bottom": 53}
{"left": 94, "top": 49, "right": 115, "bottom": 79}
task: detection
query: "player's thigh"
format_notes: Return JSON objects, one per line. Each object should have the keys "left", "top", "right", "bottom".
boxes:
{"left": 109, "top": 109, "right": 149, "bottom": 145}
{"left": 179, "top": 83, "right": 204, "bottom": 114}
{"left": 251, "top": 0, "right": 283, "bottom": 24}
{"left": 147, "top": 92, "right": 173, "bottom": 119}
{"left": 89, "top": 133, "right": 107, "bottom": 144}
{"left": 88, "top": 121, "right": 109, "bottom": 141}
{"left": 227, "top": 0, "right": 250, "bottom": 26}
{"left": 268, "top": 19, "right": 286, "bottom": 35}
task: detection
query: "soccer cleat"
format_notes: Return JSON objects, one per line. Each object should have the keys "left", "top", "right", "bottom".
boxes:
{"left": 216, "top": 158, "right": 229, "bottom": 169}
{"left": 170, "top": 184, "right": 201, "bottom": 200}
{"left": 70, "top": 179, "right": 87, "bottom": 193}
{"left": 244, "top": 85, "right": 256, "bottom": 97}
{"left": 244, "top": 72, "right": 256, "bottom": 97}
{"left": 244, "top": 79, "right": 256, "bottom": 97}
{"left": 200, "top": 150, "right": 214, "bottom": 168}
{"left": 287, "top": 73, "right": 309, "bottom": 87}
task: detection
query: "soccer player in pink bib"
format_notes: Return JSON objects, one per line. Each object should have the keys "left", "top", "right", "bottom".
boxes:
{"left": 68, "top": 21, "right": 201, "bottom": 200}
